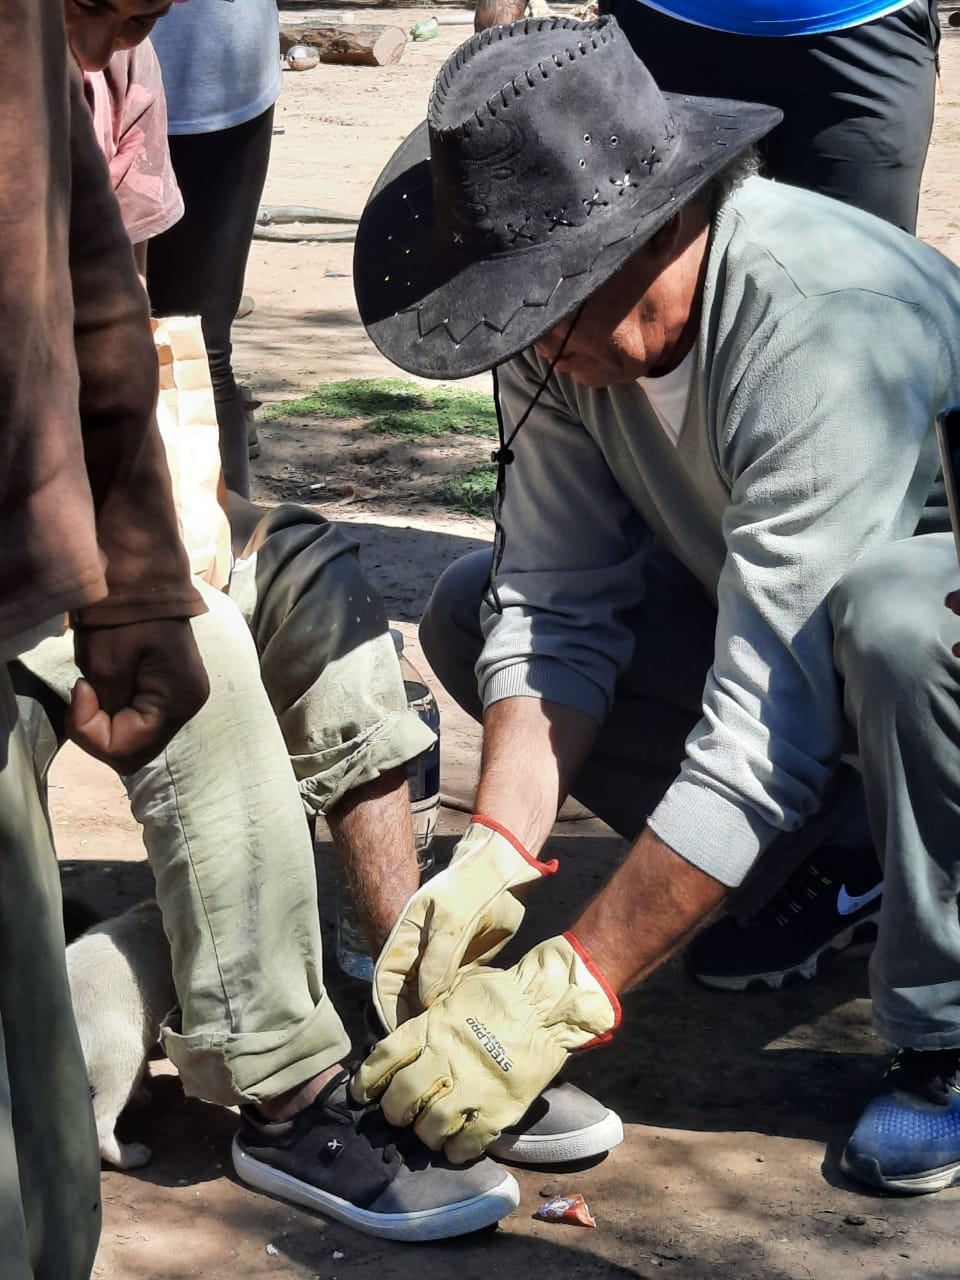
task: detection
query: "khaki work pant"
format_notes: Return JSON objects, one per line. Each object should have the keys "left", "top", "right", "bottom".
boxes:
{"left": 17, "top": 508, "right": 432, "bottom": 1105}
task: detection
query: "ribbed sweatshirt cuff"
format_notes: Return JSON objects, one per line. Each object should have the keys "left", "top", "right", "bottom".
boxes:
{"left": 481, "top": 657, "right": 608, "bottom": 724}
{"left": 648, "top": 777, "right": 779, "bottom": 887}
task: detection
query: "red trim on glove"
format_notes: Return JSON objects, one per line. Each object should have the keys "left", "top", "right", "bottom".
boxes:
{"left": 471, "top": 814, "right": 559, "bottom": 875}
{"left": 564, "top": 930, "right": 622, "bottom": 1048}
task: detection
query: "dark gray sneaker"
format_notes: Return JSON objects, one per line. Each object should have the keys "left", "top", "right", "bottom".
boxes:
{"left": 232, "top": 1069, "right": 520, "bottom": 1241}
{"left": 359, "top": 1003, "right": 621, "bottom": 1168}
{"left": 486, "top": 1082, "right": 623, "bottom": 1164}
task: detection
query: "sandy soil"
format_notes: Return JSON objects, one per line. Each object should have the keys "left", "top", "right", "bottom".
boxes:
{"left": 48, "top": 9, "right": 960, "bottom": 1278}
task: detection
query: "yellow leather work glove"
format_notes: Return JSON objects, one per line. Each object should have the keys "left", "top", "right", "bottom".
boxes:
{"left": 373, "top": 817, "right": 558, "bottom": 1032}
{"left": 355, "top": 933, "right": 620, "bottom": 1165}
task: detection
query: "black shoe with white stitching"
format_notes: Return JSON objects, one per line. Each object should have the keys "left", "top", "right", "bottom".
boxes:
{"left": 686, "top": 846, "right": 883, "bottom": 991}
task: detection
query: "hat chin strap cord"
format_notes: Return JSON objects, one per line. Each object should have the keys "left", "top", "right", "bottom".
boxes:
{"left": 484, "top": 302, "right": 586, "bottom": 614}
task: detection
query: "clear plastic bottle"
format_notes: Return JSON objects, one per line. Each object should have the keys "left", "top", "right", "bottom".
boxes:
{"left": 410, "top": 16, "right": 440, "bottom": 39}
{"left": 335, "top": 629, "right": 440, "bottom": 981}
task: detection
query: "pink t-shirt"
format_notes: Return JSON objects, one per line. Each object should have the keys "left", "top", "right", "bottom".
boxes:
{"left": 83, "top": 40, "right": 183, "bottom": 244}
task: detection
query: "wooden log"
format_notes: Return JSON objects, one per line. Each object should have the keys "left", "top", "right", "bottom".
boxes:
{"left": 279, "top": 22, "right": 407, "bottom": 66}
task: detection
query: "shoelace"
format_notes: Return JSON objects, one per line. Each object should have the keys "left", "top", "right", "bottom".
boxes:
{"left": 888, "top": 1048, "right": 960, "bottom": 1104}
{"left": 754, "top": 859, "right": 835, "bottom": 927}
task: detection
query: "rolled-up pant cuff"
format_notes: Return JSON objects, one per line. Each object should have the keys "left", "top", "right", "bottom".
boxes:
{"left": 295, "top": 705, "right": 435, "bottom": 817}
{"left": 162, "top": 999, "right": 352, "bottom": 1107}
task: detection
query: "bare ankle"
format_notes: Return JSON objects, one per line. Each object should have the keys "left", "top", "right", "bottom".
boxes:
{"left": 257, "top": 1063, "right": 345, "bottom": 1122}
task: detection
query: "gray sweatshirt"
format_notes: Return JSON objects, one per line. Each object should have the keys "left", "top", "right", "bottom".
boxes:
{"left": 481, "top": 176, "right": 960, "bottom": 886}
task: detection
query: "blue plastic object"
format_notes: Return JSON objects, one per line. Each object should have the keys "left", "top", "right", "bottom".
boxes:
{"left": 640, "top": 0, "right": 908, "bottom": 37}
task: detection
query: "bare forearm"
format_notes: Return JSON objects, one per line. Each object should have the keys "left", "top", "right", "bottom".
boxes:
{"left": 573, "top": 826, "right": 728, "bottom": 993}
{"left": 475, "top": 696, "right": 727, "bottom": 994}
{"left": 474, "top": 696, "right": 598, "bottom": 853}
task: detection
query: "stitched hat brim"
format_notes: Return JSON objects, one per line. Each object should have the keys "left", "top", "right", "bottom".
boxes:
{"left": 354, "top": 93, "right": 781, "bottom": 379}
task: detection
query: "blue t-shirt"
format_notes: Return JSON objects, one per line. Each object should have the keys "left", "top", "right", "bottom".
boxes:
{"left": 150, "top": 0, "right": 282, "bottom": 134}
{"left": 639, "top": 0, "right": 911, "bottom": 35}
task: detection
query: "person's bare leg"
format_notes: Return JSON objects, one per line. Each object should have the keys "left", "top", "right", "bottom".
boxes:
{"left": 327, "top": 767, "right": 421, "bottom": 955}
{"left": 257, "top": 1062, "right": 345, "bottom": 1121}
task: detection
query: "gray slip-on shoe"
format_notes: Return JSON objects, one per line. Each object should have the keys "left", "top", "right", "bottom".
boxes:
{"left": 487, "top": 1082, "right": 623, "bottom": 1165}
{"left": 232, "top": 1068, "right": 519, "bottom": 1241}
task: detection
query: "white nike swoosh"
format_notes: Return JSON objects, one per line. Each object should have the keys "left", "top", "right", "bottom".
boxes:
{"left": 836, "top": 882, "right": 883, "bottom": 916}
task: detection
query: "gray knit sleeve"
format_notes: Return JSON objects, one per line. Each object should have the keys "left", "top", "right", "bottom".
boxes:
{"left": 649, "top": 290, "right": 947, "bottom": 885}
{"left": 477, "top": 352, "right": 652, "bottom": 722}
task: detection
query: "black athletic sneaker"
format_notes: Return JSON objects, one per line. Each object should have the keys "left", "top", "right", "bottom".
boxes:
{"left": 842, "top": 1048, "right": 960, "bottom": 1194}
{"left": 232, "top": 1069, "right": 520, "bottom": 1241}
{"left": 686, "top": 845, "right": 883, "bottom": 991}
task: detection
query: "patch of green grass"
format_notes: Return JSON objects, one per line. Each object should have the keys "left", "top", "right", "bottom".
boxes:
{"left": 262, "top": 377, "right": 497, "bottom": 439}
{"left": 440, "top": 465, "right": 497, "bottom": 515}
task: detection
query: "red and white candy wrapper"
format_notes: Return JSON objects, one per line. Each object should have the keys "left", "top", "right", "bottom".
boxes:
{"left": 534, "top": 1194, "right": 596, "bottom": 1228}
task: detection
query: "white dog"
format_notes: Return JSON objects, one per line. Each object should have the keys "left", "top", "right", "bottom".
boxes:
{"left": 66, "top": 899, "right": 177, "bottom": 1169}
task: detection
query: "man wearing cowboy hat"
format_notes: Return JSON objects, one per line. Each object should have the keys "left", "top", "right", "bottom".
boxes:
{"left": 351, "top": 16, "right": 960, "bottom": 1197}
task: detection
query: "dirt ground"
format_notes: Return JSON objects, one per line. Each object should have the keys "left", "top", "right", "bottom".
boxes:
{"left": 49, "top": 8, "right": 960, "bottom": 1278}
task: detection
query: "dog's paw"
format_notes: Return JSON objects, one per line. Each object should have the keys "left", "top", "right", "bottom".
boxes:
{"left": 101, "top": 1137, "right": 152, "bottom": 1169}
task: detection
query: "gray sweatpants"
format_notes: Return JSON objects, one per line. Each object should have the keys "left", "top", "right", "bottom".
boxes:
{"left": 420, "top": 533, "right": 960, "bottom": 1050}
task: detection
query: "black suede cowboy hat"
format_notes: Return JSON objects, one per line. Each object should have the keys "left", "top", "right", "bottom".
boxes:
{"left": 354, "top": 15, "right": 781, "bottom": 379}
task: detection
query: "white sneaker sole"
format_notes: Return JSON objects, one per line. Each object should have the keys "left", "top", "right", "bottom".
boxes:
{"left": 693, "top": 913, "right": 881, "bottom": 992}
{"left": 841, "top": 1148, "right": 960, "bottom": 1195}
{"left": 232, "top": 1136, "right": 520, "bottom": 1242}
{"left": 487, "top": 1108, "right": 624, "bottom": 1165}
